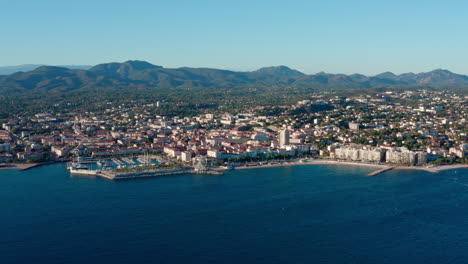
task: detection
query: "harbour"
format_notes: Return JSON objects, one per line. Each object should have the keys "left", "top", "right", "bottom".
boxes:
{"left": 68, "top": 155, "right": 223, "bottom": 180}
{"left": 65, "top": 155, "right": 467, "bottom": 180}
{"left": 69, "top": 168, "right": 223, "bottom": 180}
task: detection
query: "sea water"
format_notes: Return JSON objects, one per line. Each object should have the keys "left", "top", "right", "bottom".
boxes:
{"left": 0, "top": 164, "right": 467, "bottom": 264}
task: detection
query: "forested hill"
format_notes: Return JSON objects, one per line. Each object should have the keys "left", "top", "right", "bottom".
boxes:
{"left": 0, "top": 64, "right": 91, "bottom": 75}
{"left": 2, "top": 60, "right": 468, "bottom": 94}
{"left": 0, "top": 60, "right": 467, "bottom": 119}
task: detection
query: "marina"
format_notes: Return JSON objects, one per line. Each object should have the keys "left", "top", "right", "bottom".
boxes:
{"left": 68, "top": 155, "right": 222, "bottom": 180}
{"left": 67, "top": 156, "right": 466, "bottom": 180}
{"left": 69, "top": 168, "right": 223, "bottom": 180}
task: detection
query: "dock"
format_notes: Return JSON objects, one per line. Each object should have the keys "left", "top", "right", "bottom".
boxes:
{"left": 367, "top": 166, "right": 394, "bottom": 177}
{"left": 69, "top": 169, "right": 101, "bottom": 176}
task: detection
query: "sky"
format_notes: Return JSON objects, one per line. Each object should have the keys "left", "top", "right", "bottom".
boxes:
{"left": 1, "top": 0, "right": 468, "bottom": 75}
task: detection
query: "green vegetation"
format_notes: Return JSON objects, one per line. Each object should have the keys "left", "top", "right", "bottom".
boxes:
{"left": 430, "top": 157, "right": 466, "bottom": 165}
{"left": 1, "top": 60, "right": 467, "bottom": 119}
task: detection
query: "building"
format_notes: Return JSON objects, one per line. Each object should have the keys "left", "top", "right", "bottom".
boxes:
{"left": 0, "top": 143, "right": 12, "bottom": 153}
{"left": 163, "top": 147, "right": 182, "bottom": 158}
{"left": 0, "top": 131, "right": 11, "bottom": 141}
{"left": 207, "top": 149, "right": 222, "bottom": 159}
{"left": 449, "top": 147, "right": 465, "bottom": 158}
{"left": 349, "top": 122, "right": 360, "bottom": 131}
{"left": 0, "top": 153, "right": 13, "bottom": 162}
{"left": 279, "top": 129, "right": 290, "bottom": 147}
{"left": 180, "top": 151, "right": 192, "bottom": 162}
{"left": 386, "top": 148, "right": 426, "bottom": 165}
{"left": 251, "top": 133, "right": 268, "bottom": 141}
{"left": 17, "top": 152, "right": 46, "bottom": 161}
{"left": 51, "top": 146, "right": 72, "bottom": 157}
{"left": 334, "top": 145, "right": 386, "bottom": 162}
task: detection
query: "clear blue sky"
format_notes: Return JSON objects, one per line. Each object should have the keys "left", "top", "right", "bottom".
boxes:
{"left": 1, "top": 0, "right": 467, "bottom": 75}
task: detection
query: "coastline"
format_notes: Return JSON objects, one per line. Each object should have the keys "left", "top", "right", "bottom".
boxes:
{"left": 227, "top": 160, "right": 389, "bottom": 171}
{"left": 1, "top": 159, "right": 466, "bottom": 178}
{"left": 394, "top": 164, "right": 468, "bottom": 173}
{"left": 216, "top": 159, "right": 468, "bottom": 176}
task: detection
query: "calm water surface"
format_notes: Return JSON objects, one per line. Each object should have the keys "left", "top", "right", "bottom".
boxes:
{"left": 0, "top": 164, "right": 467, "bottom": 264}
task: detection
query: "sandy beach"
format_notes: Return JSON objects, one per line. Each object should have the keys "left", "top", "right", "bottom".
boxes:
{"left": 217, "top": 159, "right": 467, "bottom": 176}
{"left": 220, "top": 159, "right": 389, "bottom": 171}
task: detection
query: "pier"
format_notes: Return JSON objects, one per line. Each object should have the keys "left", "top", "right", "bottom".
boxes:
{"left": 367, "top": 166, "right": 394, "bottom": 177}
{"left": 69, "top": 169, "right": 100, "bottom": 176}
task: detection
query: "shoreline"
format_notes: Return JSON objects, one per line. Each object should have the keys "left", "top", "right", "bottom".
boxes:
{"left": 226, "top": 160, "right": 389, "bottom": 171}
{"left": 394, "top": 164, "right": 468, "bottom": 173}
{"left": 1, "top": 159, "right": 466, "bottom": 177}
{"left": 215, "top": 159, "right": 468, "bottom": 175}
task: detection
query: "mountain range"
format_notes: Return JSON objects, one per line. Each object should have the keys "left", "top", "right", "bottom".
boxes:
{"left": 0, "top": 64, "right": 91, "bottom": 75}
{"left": 1, "top": 60, "right": 468, "bottom": 94}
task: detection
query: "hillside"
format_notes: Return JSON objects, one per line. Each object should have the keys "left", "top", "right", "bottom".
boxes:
{"left": 0, "top": 60, "right": 467, "bottom": 119}
{"left": 0, "top": 64, "right": 91, "bottom": 75}
{"left": 2, "top": 61, "right": 468, "bottom": 93}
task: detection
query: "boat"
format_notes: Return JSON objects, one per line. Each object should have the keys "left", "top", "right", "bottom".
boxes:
{"left": 97, "top": 159, "right": 113, "bottom": 167}
{"left": 77, "top": 157, "right": 97, "bottom": 164}
{"left": 68, "top": 162, "right": 89, "bottom": 170}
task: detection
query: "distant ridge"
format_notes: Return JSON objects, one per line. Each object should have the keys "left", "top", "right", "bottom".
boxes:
{"left": 1, "top": 60, "right": 468, "bottom": 93}
{"left": 0, "top": 64, "right": 91, "bottom": 75}
{"left": 251, "top": 66, "right": 305, "bottom": 77}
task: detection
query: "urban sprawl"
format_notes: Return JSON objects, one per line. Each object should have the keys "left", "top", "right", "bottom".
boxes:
{"left": 0, "top": 90, "right": 466, "bottom": 169}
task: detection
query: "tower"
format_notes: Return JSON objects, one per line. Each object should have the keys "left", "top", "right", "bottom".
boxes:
{"left": 279, "top": 129, "right": 290, "bottom": 147}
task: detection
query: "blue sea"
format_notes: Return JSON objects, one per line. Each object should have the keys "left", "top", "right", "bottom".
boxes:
{"left": 0, "top": 164, "right": 467, "bottom": 264}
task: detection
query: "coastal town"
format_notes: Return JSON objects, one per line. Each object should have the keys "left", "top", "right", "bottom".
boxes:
{"left": 0, "top": 89, "right": 466, "bottom": 177}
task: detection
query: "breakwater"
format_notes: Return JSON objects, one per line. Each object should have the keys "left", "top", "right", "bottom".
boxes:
{"left": 70, "top": 168, "right": 223, "bottom": 180}
{"left": 367, "top": 166, "right": 394, "bottom": 177}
